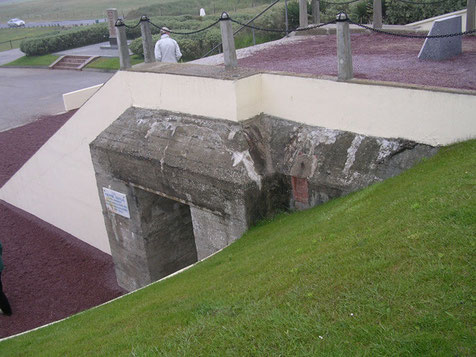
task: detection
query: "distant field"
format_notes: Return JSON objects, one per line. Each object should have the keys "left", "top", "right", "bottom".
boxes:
{"left": 0, "top": 0, "right": 272, "bottom": 23}
{"left": 0, "top": 0, "right": 156, "bottom": 22}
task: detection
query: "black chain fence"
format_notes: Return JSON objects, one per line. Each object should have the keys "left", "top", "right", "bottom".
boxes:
{"left": 116, "top": 13, "right": 474, "bottom": 40}
{"left": 115, "top": 6, "right": 475, "bottom": 61}
{"left": 229, "top": 18, "right": 338, "bottom": 33}
{"left": 347, "top": 18, "right": 476, "bottom": 38}
{"left": 394, "top": 0, "right": 452, "bottom": 5}
{"left": 148, "top": 19, "right": 221, "bottom": 35}
{"left": 119, "top": 19, "right": 142, "bottom": 29}
{"left": 321, "top": 0, "right": 361, "bottom": 5}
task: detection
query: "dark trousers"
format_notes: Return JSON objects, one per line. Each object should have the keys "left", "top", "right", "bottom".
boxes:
{"left": 0, "top": 272, "right": 12, "bottom": 315}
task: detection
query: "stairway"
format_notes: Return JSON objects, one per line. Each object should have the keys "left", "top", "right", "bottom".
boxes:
{"left": 49, "top": 55, "right": 99, "bottom": 70}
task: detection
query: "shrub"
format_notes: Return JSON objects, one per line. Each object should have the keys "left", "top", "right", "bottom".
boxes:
{"left": 318, "top": 0, "right": 466, "bottom": 24}
{"left": 350, "top": 0, "right": 373, "bottom": 24}
{"left": 385, "top": 0, "right": 466, "bottom": 24}
{"left": 19, "top": 17, "right": 157, "bottom": 56}
{"left": 286, "top": 0, "right": 312, "bottom": 29}
{"left": 20, "top": 25, "right": 109, "bottom": 56}
{"left": 130, "top": 4, "right": 288, "bottom": 62}
{"left": 130, "top": 28, "right": 222, "bottom": 61}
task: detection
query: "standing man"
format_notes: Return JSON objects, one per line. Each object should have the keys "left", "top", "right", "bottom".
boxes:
{"left": 0, "top": 241, "right": 12, "bottom": 316}
{"left": 154, "top": 27, "right": 182, "bottom": 63}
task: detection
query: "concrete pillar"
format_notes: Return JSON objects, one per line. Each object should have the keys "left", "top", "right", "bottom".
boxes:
{"left": 219, "top": 12, "right": 238, "bottom": 70}
{"left": 336, "top": 13, "right": 353, "bottom": 80}
{"left": 285, "top": 0, "right": 289, "bottom": 35}
{"left": 373, "top": 0, "right": 383, "bottom": 29}
{"left": 140, "top": 15, "right": 155, "bottom": 63}
{"left": 467, "top": 0, "right": 475, "bottom": 32}
{"left": 106, "top": 8, "right": 118, "bottom": 47}
{"left": 115, "top": 19, "right": 131, "bottom": 69}
{"left": 299, "top": 0, "right": 308, "bottom": 28}
{"left": 312, "top": 0, "right": 320, "bottom": 24}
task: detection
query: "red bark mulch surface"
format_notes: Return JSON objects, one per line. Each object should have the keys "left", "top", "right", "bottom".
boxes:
{"left": 0, "top": 112, "right": 125, "bottom": 339}
{"left": 239, "top": 33, "right": 476, "bottom": 90}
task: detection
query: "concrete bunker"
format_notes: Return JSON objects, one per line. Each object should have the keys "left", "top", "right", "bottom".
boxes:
{"left": 90, "top": 107, "right": 437, "bottom": 291}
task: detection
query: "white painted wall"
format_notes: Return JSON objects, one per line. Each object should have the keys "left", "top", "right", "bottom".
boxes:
{"left": 234, "top": 74, "right": 263, "bottom": 121}
{"left": 407, "top": 9, "right": 468, "bottom": 31}
{"left": 0, "top": 72, "right": 133, "bottom": 254}
{"left": 1, "top": 69, "right": 475, "bottom": 254}
{"left": 63, "top": 84, "right": 104, "bottom": 112}
{"left": 261, "top": 74, "right": 476, "bottom": 146}
{"left": 124, "top": 71, "right": 239, "bottom": 121}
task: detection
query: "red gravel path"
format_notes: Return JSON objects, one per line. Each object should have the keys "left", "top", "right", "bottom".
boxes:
{"left": 239, "top": 33, "right": 476, "bottom": 90}
{"left": 0, "top": 113, "right": 125, "bottom": 339}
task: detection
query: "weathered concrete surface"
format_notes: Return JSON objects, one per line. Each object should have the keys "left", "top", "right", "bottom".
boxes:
{"left": 418, "top": 16, "right": 463, "bottom": 60}
{"left": 90, "top": 107, "right": 437, "bottom": 291}
{"left": 220, "top": 16, "right": 238, "bottom": 70}
{"left": 249, "top": 115, "right": 438, "bottom": 209}
{"left": 337, "top": 20, "right": 353, "bottom": 80}
{"left": 299, "top": 0, "right": 309, "bottom": 28}
{"left": 116, "top": 23, "right": 131, "bottom": 69}
{"left": 373, "top": 0, "right": 383, "bottom": 29}
{"left": 131, "top": 61, "right": 260, "bottom": 80}
{"left": 140, "top": 19, "right": 155, "bottom": 64}
{"left": 90, "top": 108, "right": 261, "bottom": 290}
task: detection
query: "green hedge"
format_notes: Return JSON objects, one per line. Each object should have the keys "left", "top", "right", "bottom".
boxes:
{"left": 317, "top": 0, "right": 466, "bottom": 24}
{"left": 130, "top": 4, "right": 285, "bottom": 61}
{"left": 19, "top": 4, "right": 287, "bottom": 58}
{"left": 20, "top": 24, "right": 109, "bottom": 56}
{"left": 384, "top": 0, "right": 466, "bottom": 25}
{"left": 130, "top": 29, "right": 222, "bottom": 61}
{"left": 19, "top": 15, "right": 227, "bottom": 56}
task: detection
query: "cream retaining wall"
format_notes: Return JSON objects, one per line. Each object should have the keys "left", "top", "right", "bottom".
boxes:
{"left": 0, "top": 73, "right": 133, "bottom": 254}
{"left": 1, "top": 69, "right": 475, "bottom": 254}
{"left": 124, "top": 71, "right": 239, "bottom": 121}
{"left": 63, "top": 84, "right": 104, "bottom": 112}
{"left": 407, "top": 9, "right": 469, "bottom": 31}
{"left": 261, "top": 74, "right": 476, "bottom": 146}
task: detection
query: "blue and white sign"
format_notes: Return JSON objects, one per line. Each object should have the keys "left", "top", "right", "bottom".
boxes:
{"left": 103, "top": 187, "right": 130, "bottom": 219}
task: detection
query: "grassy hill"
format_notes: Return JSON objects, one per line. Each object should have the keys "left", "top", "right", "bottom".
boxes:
{"left": 0, "top": 0, "right": 272, "bottom": 23}
{"left": 1, "top": 140, "right": 475, "bottom": 356}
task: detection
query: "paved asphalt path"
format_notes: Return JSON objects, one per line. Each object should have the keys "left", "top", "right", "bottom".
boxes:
{"left": 54, "top": 41, "right": 132, "bottom": 58}
{"left": 0, "top": 48, "right": 24, "bottom": 66}
{"left": 0, "top": 68, "right": 114, "bottom": 132}
{"left": 0, "top": 41, "right": 125, "bottom": 65}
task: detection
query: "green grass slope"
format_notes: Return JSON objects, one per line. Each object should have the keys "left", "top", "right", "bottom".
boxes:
{"left": 1, "top": 140, "right": 475, "bottom": 356}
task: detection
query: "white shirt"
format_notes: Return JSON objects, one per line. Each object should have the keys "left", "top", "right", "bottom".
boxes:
{"left": 154, "top": 34, "right": 182, "bottom": 63}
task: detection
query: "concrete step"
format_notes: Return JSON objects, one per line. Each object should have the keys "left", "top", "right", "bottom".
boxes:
{"left": 54, "top": 64, "right": 81, "bottom": 70}
{"left": 62, "top": 59, "right": 87, "bottom": 64}
{"left": 50, "top": 55, "right": 99, "bottom": 71}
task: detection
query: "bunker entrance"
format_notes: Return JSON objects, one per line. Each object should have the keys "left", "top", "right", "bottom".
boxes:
{"left": 91, "top": 108, "right": 437, "bottom": 291}
{"left": 134, "top": 187, "right": 198, "bottom": 284}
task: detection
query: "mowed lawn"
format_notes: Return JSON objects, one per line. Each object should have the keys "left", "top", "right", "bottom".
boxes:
{"left": 1, "top": 140, "right": 474, "bottom": 356}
